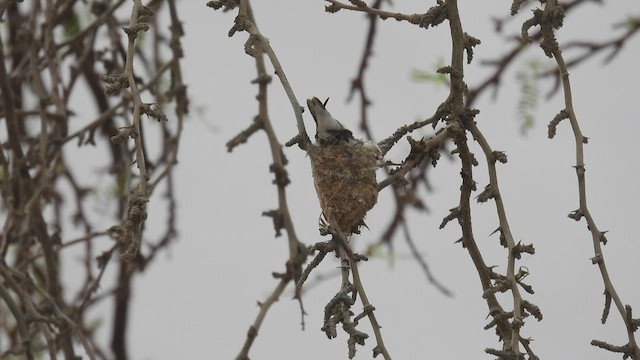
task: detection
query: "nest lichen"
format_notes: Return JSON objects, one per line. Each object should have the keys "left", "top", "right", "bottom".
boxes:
{"left": 308, "top": 143, "right": 379, "bottom": 233}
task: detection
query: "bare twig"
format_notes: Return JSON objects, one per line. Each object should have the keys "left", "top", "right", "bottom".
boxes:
{"left": 400, "top": 222, "right": 453, "bottom": 297}
{"left": 231, "top": 0, "right": 311, "bottom": 148}
{"left": 347, "top": 0, "right": 386, "bottom": 140}
{"left": 219, "top": 1, "right": 308, "bottom": 358}
{"left": 325, "top": 0, "right": 422, "bottom": 25}
{"left": 377, "top": 128, "right": 449, "bottom": 191}
{"left": 123, "top": 0, "right": 150, "bottom": 197}
{"left": 0, "top": 273, "right": 35, "bottom": 360}
{"left": 536, "top": 0, "right": 640, "bottom": 357}
{"left": 235, "top": 279, "right": 290, "bottom": 360}
{"left": 330, "top": 215, "right": 393, "bottom": 360}
{"left": 447, "top": 1, "right": 533, "bottom": 356}
{"left": 0, "top": 1, "right": 185, "bottom": 358}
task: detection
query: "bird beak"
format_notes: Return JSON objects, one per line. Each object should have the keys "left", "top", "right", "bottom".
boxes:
{"left": 307, "top": 97, "right": 324, "bottom": 125}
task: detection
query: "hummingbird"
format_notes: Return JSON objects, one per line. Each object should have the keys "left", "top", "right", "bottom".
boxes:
{"left": 307, "top": 97, "right": 357, "bottom": 146}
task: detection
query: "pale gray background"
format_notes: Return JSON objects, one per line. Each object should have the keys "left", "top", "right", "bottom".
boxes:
{"left": 68, "top": 1, "right": 640, "bottom": 359}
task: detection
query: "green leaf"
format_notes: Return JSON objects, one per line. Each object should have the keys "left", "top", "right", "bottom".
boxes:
{"left": 410, "top": 58, "right": 449, "bottom": 89}
{"left": 515, "top": 58, "right": 544, "bottom": 136}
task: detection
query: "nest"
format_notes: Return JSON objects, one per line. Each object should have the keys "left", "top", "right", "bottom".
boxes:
{"left": 308, "top": 142, "right": 379, "bottom": 233}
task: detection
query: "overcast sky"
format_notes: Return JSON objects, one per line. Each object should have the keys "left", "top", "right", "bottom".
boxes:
{"left": 73, "top": 1, "right": 640, "bottom": 359}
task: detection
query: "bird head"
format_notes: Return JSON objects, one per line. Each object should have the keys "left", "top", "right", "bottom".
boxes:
{"left": 307, "top": 97, "right": 354, "bottom": 146}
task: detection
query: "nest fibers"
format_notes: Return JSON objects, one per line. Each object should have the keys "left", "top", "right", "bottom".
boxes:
{"left": 308, "top": 142, "right": 380, "bottom": 233}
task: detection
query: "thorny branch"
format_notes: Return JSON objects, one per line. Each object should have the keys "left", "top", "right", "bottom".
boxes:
{"left": 209, "top": 0, "right": 311, "bottom": 150}
{"left": 113, "top": 0, "right": 151, "bottom": 262}
{"left": 329, "top": 214, "right": 392, "bottom": 360}
{"left": 208, "top": 1, "right": 309, "bottom": 359}
{"left": 330, "top": 0, "right": 541, "bottom": 357}
{"left": 522, "top": 0, "right": 640, "bottom": 357}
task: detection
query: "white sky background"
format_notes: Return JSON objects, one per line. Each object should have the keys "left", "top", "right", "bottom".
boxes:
{"left": 69, "top": 1, "right": 640, "bottom": 359}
